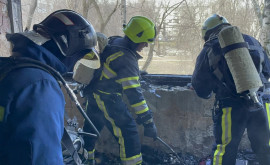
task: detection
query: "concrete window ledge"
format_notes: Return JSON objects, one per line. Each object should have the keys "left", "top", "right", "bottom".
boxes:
{"left": 64, "top": 73, "right": 251, "bottom": 158}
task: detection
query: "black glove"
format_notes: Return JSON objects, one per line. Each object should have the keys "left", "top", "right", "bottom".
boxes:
{"left": 136, "top": 112, "right": 158, "bottom": 139}
{"left": 139, "top": 70, "right": 148, "bottom": 76}
{"left": 136, "top": 111, "right": 153, "bottom": 125}
{"left": 143, "top": 122, "right": 158, "bottom": 139}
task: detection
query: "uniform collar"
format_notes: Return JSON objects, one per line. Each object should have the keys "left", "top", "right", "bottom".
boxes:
{"left": 7, "top": 33, "right": 67, "bottom": 74}
{"left": 108, "top": 36, "right": 143, "bottom": 60}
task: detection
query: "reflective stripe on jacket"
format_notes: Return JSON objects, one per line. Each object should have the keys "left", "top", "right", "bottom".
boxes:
{"left": 92, "top": 36, "right": 150, "bottom": 115}
{"left": 192, "top": 31, "right": 270, "bottom": 100}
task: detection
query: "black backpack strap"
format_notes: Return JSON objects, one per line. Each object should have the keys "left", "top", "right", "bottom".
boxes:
{"left": 206, "top": 46, "right": 238, "bottom": 98}
{"left": 207, "top": 47, "right": 224, "bottom": 81}
{"left": 0, "top": 57, "right": 83, "bottom": 165}
{"left": 0, "top": 57, "right": 60, "bottom": 83}
{"left": 0, "top": 61, "right": 54, "bottom": 83}
{"left": 62, "top": 128, "right": 82, "bottom": 165}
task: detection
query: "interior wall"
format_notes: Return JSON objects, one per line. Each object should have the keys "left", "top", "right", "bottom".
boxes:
{"left": 0, "top": 0, "right": 11, "bottom": 57}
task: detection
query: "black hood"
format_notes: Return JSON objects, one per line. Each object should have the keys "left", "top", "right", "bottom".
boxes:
{"left": 204, "top": 23, "right": 231, "bottom": 42}
{"left": 108, "top": 36, "right": 143, "bottom": 59}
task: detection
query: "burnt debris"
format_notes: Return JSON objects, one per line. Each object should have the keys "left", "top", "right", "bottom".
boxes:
{"left": 93, "top": 147, "right": 260, "bottom": 165}
{"left": 94, "top": 145, "right": 199, "bottom": 165}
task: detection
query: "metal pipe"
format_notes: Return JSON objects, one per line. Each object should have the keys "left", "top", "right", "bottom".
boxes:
{"left": 156, "top": 136, "right": 181, "bottom": 161}
{"left": 62, "top": 80, "right": 100, "bottom": 137}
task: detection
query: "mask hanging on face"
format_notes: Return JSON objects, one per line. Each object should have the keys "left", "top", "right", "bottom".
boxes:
{"left": 72, "top": 49, "right": 100, "bottom": 85}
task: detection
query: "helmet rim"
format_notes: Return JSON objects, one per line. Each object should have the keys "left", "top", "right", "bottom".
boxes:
{"left": 33, "top": 9, "right": 97, "bottom": 57}
{"left": 201, "top": 14, "right": 229, "bottom": 39}
{"left": 123, "top": 16, "right": 156, "bottom": 43}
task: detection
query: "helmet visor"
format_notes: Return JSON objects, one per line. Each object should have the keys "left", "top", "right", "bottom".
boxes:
{"left": 77, "top": 48, "right": 100, "bottom": 69}
{"left": 53, "top": 25, "right": 97, "bottom": 57}
{"left": 81, "top": 25, "right": 97, "bottom": 49}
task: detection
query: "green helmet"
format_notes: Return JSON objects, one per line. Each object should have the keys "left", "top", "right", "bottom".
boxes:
{"left": 201, "top": 14, "right": 229, "bottom": 39}
{"left": 123, "top": 16, "right": 156, "bottom": 43}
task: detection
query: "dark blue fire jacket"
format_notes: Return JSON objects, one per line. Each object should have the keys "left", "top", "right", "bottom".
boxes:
{"left": 0, "top": 34, "right": 67, "bottom": 165}
{"left": 91, "top": 36, "right": 151, "bottom": 116}
{"left": 83, "top": 36, "right": 150, "bottom": 164}
{"left": 192, "top": 32, "right": 270, "bottom": 100}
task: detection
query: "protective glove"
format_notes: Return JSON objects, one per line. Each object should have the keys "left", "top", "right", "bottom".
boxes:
{"left": 139, "top": 70, "right": 148, "bottom": 76}
{"left": 82, "top": 149, "right": 95, "bottom": 165}
{"left": 143, "top": 122, "right": 158, "bottom": 139}
{"left": 136, "top": 112, "right": 158, "bottom": 139}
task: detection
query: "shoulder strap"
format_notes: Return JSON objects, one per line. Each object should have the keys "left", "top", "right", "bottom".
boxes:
{"left": 0, "top": 57, "right": 83, "bottom": 165}
{"left": 62, "top": 128, "right": 82, "bottom": 165}
{"left": 207, "top": 47, "right": 223, "bottom": 81}
{"left": 0, "top": 57, "right": 60, "bottom": 82}
{"left": 107, "top": 44, "right": 142, "bottom": 59}
{"left": 206, "top": 44, "right": 240, "bottom": 98}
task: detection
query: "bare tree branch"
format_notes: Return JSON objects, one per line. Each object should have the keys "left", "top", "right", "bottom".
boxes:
{"left": 101, "top": 0, "right": 120, "bottom": 32}
{"left": 184, "top": 0, "right": 200, "bottom": 38}
{"left": 142, "top": 0, "right": 184, "bottom": 71}
{"left": 91, "top": 0, "right": 119, "bottom": 33}
{"left": 83, "top": 0, "right": 93, "bottom": 19}
{"left": 260, "top": 0, "right": 270, "bottom": 56}
{"left": 252, "top": 0, "right": 263, "bottom": 27}
{"left": 91, "top": 0, "right": 104, "bottom": 23}
{"left": 140, "top": 0, "right": 146, "bottom": 9}
{"left": 157, "top": 1, "right": 184, "bottom": 38}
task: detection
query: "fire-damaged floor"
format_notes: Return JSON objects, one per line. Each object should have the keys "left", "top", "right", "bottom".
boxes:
{"left": 93, "top": 146, "right": 259, "bottom": 165}
{"left": 94, "top": 145, "right": 198, "bottom": 165}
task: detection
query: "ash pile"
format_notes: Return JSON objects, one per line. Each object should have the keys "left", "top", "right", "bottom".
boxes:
{"left": 94, "top": 145, "right": 198, "bottom": 165}
{"left": 93, "top": 147, "right": 260, "bottom": 165}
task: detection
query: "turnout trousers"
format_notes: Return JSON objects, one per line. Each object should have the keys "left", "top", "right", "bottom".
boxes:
{"left": 212, "top": 98, "right": 270, "bottom": 165}
{"left": 83, "top": 91, "right": 142, "bottom": 165}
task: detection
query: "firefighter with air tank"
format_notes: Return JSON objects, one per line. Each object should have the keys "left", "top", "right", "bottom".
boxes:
{"left": 192, "top": 14, "right": 270, "bottom": 165}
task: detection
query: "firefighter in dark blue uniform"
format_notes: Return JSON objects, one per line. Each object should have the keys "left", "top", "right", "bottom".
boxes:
{"left": 192, "top": 14, "right": 270, "bottom": 165}
{"left": 83, "top": 16, "right": 157, "bottom": 165}
{"left": 0, "top": 10, "right": 97, "bottom": 165}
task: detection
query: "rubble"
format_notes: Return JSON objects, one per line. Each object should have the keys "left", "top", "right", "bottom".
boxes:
{"left": 92, "top": 147, "right": 260, "bottom": 165}
{"left": 94, "top": 145, "right": 199, "bottom": 165}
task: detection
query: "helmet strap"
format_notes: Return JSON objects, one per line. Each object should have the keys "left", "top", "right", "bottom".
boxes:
{"left": 124, "top": 35, "right": 140, "bottom": 51}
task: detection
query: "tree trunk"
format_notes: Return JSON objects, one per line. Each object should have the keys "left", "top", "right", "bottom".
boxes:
{"left": 83, "top": 0, "right": 92, "bottom": 19}
{"left": 141, "top": 0, "right": 184, "bottom": 71}
{"left": 260, "top": 0, "right": 270, "bottom": 56}
{"left": 252, "top": 0, "right": 263, "bottom": 27}
{"left": 141, "top": 43, "right": 155, "bottom": 71}
{"left": 121, "top": 0, "right": 126, "bottom": 25}
{"left": 25, "top": 0, "right": 38, "bottom": 31}
{"left": 91, "top": 0, "right": 119, "bottom": 33}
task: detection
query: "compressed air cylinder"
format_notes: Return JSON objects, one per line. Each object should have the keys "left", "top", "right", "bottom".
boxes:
{"left": 218, "top": 26, "right": 262, "bottom": 94}
{"left": 72, "top": 52, "right": 100, "bottom": 85}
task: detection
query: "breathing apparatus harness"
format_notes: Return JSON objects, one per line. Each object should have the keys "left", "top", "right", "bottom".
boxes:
{"left": 207, "top": 32, "right": 266, "bottom": 113}
{"left": 0, "top": 56, "right": 100, "bottom": 165}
